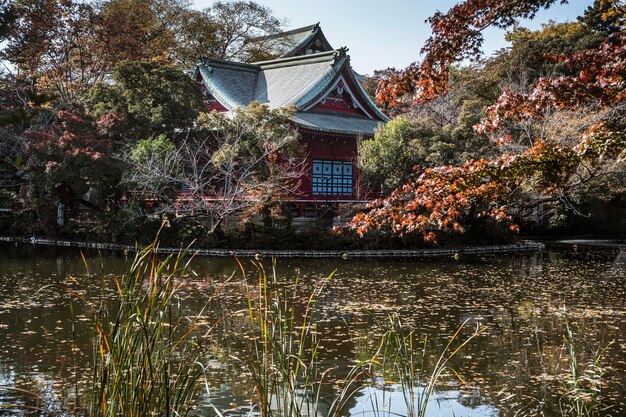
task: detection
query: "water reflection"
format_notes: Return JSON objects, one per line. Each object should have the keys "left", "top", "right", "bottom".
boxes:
{"left": 0, "top": 243, "right": 624, "bottom": 416}
{"left": 612, "top": 247, "right": 626, "bottom": 269}
{"left": 199, "top": 384, "right": 498, "bottom": 417}
{"left": 349, "top": 385, "right": 496, "bottom": 417}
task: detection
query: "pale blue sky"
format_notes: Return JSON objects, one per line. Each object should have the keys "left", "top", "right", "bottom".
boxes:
{"left": 193, "top": 0, "right": 595, "bottom": 74}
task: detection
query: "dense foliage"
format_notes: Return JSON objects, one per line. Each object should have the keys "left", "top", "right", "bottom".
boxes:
{"left": 351, "top": 0, "right": 626, "bottom": 240}
{"left": 1, "top": 0, "right": 625, "bottom": 245}
{"left": 0, "top": 0, "right": 298, "bottom": 239}
{"left": 85, "top": 61, "right": 204, "bottom": 140}
{"left": 358, "top": 115, "right": 496, "bottom": 193}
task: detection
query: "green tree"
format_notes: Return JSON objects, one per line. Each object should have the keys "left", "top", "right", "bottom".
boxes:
{"left": 487, "top": 21, "right": 603, "bottom": 92}
{"left": 358, "top": 117, "right": 418, "bottom": 193}
{"left": 85, "top": 61, "right": 203, "bottom": 143}
{"left": 359, "top": 115, "right": 496, "bottom": 193}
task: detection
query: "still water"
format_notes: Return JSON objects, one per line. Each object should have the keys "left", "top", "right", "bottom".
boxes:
{"left": 0, "top": 242, "right": 624, "bottom": 416}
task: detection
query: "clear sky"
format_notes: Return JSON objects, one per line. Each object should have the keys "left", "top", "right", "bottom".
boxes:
{"left": 193, "top": 0, "right": 596, "bottom": 74}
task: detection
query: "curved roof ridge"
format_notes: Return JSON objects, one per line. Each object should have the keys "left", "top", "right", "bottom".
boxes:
{"left": 244, "top": 23, "right": 334, "bottom": 60}
{"left": 255, "top": 49, "right": 342, "bottom": 68}
{"left": 247, "top": 23, "right": 319, "bottom": 43}
{"left": 199, "top": 58, "right": 259, "bottom": 72}
{"left": 344, "top": 67, "right": 389, "bottom": 121}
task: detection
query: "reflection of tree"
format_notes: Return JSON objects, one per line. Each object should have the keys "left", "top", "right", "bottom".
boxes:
{"left": 611, "top": 247, "right": 626, "bottom": 269}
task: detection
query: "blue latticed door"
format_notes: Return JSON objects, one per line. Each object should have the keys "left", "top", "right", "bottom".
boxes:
{"left": 312, "top": 160, "right": 353, "bottom": 196}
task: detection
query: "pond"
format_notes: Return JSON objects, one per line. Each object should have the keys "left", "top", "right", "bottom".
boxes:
{"left": 0, "top": 242, "right": 624, "bottom": 416}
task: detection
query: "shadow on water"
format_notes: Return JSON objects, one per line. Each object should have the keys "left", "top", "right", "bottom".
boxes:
{"left": 0, "top": 242, "right": 624, "bottom": 416}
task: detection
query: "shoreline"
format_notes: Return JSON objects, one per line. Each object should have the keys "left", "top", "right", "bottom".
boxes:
{"left": 0, "top": 236, "right": 545, "bottom": 258}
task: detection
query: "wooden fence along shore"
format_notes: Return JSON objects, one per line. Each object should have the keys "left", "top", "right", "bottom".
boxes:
{"left": 0, "top": 236, "right": 545, "bottom": 258}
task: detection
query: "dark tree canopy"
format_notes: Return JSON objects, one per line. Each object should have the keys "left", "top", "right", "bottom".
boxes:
{"left": 85, "top": 61, "right": 204, "bottom": 142}
{"left": 0, "top": 0, "right": 15, "bottom": 41}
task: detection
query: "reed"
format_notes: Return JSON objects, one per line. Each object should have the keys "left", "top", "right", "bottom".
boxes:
{"left": 230, "top": 261, "right": 486, "bottom": 417}
{"left": 22, "top": 239, "right": 486, "bottom": 417}
{"left": 233, "top": 259, "right": 369, "bottom": 417}
{"left": 88, "top": 240, "right": 211, "bottom": 417}
{"left": 371, "top": 314, "right": 485, "bottom": 417}
{"left": 559, "top": 324, "right": 613, "bottom": 417}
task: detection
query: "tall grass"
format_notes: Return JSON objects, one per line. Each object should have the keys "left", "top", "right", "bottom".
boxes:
{"left": 229, "top": 260, "right": 486, "bottom": 417}
{"left": 559, "top": 324, "right": 613, "bottom": 417}
{"left": 20, "top": 240, "right": 487, "bottom": 417}
{"left": 370, "top": 314, "right": 485, "bottom": 417}
{"left": 234, "top": 259, "right": 367, "bottom": 417}
{"left": 89, "top": 241, "right": 212, "bottom": 417}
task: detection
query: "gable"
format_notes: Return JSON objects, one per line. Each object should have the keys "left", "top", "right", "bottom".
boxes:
{"left": 199, "top": 83, "right": 228, "bottom": 112}
{"left": 306, "top": 76, "right": 371, "bottom": 118}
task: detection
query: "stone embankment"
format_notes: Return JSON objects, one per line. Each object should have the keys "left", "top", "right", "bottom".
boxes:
{"left": 0, "top": 236, "right": 544, "bottom": 258}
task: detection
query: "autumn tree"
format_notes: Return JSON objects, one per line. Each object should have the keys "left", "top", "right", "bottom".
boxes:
{"left": 359, "top": 64, "right": 499, "bottom": 195}
{"left": 348, "top": 0, "right": 626, "bottom": 240}
{"left": 1, "top": 0, "right": 284, "bottom": 107}
{"left": 97, "top": 0, "right": 193, "bottom": 63}
{"left": 210, "top": 1, "right": 284, "bottom": 62}
{"left": 98, "top": 0, "right": 284, "bottom": 66}
{"left": 23, "top": 109, "right": 121, "bottom": 231}
{"left": 173, "top": 7, "right": 220, "bottom": 67}
{"left": 2, "top": 0, "right": 144, "bottom": 104}
{"left": 124, "top": 103, "right": 303, "bottom": 233}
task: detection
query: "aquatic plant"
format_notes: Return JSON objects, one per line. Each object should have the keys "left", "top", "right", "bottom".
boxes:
{"left": 559, "top": 324, "right": 613, "bottom": 417}
{"left": 370, "top": 314, "right": 485, "bottom": 417}
{"left": 231, "top": 259, "right": 368, "bottom": 417}
{"left": 89, "top": 241, "right": 213, "bottom": 417}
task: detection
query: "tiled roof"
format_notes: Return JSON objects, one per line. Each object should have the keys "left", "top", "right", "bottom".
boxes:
{"left": 291, "top": 112, "right": 383, "bottom": 136}
{"left": 195, "top": 49, "right": 348, "bottom": 111}
{"left": 193, "top": 45, "right": 389, "bottom": 136}
{"left": 244, "top": 23, "right": 332, "bottom": 59}
{"left": 255, "top": 50, "right": 345, "bottom": 109}
{"left": 197, "top": 60, "right": 258, "bottom": 109}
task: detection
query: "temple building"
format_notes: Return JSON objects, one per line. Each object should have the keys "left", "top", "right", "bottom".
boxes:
{"left": 193, "top": 23, "right": 388, "bottom": 218}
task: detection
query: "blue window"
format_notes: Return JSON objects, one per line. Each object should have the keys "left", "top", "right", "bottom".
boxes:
{"left": 312, "top": 160, "right": 353, "bottom": 196}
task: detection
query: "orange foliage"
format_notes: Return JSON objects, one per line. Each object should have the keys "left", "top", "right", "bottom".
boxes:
{"left": 349, "top": 0, "right": 626, "bottom": 240}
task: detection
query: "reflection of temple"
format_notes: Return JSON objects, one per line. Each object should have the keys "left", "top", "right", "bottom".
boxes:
{"left": 193, "top": 24, "right": 388, "bottom": 219}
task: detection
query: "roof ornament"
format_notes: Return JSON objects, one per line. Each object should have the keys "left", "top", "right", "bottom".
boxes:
{"left": 332, "top": 47, "right": 349, "bottom": 64}
{"left": 337, "top": 80, "right": 345, "bottom": 95}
